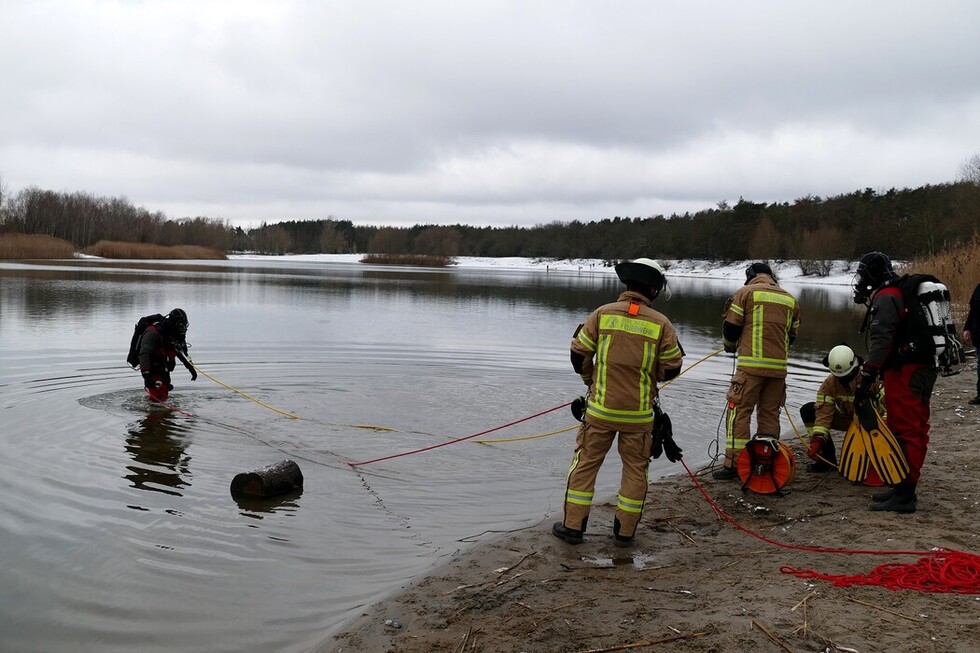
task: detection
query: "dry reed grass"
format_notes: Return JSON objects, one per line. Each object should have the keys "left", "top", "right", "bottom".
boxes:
{"left": 0, "top": 233, "right": 77, "bottom": 259}
{"left": 81, "top": 240, "right": 226, "bottom": 260}
{"left": 359, "top": 253, "right": 453, "bottom": 267}
{"left": 903, "top": 234, "right": 980, "bottom": 319}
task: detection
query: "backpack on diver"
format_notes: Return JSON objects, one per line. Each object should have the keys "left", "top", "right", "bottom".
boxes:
{"left": 895, "top": 274, "right": 965, "bottom": 376}
{"left": 126, "top": 313, "right": 165, "bottom": 368}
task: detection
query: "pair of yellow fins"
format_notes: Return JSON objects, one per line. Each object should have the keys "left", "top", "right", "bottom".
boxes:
{"left": 837, "top": 399, "right": 910, "bottom": 485}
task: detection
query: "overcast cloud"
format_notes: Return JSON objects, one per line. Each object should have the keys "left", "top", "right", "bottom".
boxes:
{"left": 2, "top": 0, "right": 979, "bottom": 228}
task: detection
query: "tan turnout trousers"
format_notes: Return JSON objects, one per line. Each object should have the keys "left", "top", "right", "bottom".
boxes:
{"left": 562, "top": 422, "right": 652, "bottom": 538}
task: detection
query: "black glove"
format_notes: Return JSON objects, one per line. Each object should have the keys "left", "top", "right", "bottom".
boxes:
{"left": 142, "top": 373, "right": 157, "bottom": 389}
{"left": 854, "top": 368, "right": 876, "bottom": 404}
{"left": 570, "top": 396, "right": 586, "bottom": 422}
{"left": 651, "top": 410, "right": 678, "bottom": 461}
{"left": 167, "top": 383, "right": 174, "bottom": 391}
{"left": 185, "top": 361, "right": 198, "bottom": 381}
{"left": 663, "top": 432, "right": 683, "bottom": 463}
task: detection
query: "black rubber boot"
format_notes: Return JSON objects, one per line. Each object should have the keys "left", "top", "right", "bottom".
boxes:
{"left": 612, "top": 517, "right": 634, "bottom": 548}
{"left": 869, "top": 482, "right": 917, "bottom": 513}
{"left": 871, "top": 487, "right": 894, "bottom": 502}
{"left": 552, "top": 522, "right": 584, "bottom": 545}
{"left": 712, "top": 466, "right": 738, "bottom": 480}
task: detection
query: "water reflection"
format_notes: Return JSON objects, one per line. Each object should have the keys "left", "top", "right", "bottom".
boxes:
{"left": 123, "top": 410, "right": 192, "bottom": 496}
{"left": 233, "top": 491, "right": 304, "bottom": 519}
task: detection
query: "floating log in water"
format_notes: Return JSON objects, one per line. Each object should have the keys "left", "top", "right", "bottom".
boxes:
{"left": 230, "top": 460, "right": 303, "bottom": 498}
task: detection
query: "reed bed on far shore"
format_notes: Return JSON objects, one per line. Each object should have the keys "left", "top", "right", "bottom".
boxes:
{"left": 81, "top": 240, "right": 227, "bottom": 260}
{"left": 0, "top": 233, "right": 77, "bottom": 259}
{"left": 359, "top": 253, "right": 453, "bottom": 267}
{"left": 904, "top": 234, "right": 979, "bottom": 317}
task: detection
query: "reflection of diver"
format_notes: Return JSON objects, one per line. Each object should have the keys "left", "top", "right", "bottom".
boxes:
{"left": 124, "top": 411, "right": 191, "bottom": 496}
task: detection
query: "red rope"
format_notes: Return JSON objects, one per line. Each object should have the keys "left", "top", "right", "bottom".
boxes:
{"left": 347, "top": 401, "right": 572, "bottom": 467}
{"left": 681, "top": 460, "right": 980, "bottom": 594}
{"left": 144, "top": 388, "right": 195, "bottom": 417}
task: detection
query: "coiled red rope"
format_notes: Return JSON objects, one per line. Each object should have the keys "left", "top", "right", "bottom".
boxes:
{"left": 681, "top": 460, "right": 980, "bottom": 594}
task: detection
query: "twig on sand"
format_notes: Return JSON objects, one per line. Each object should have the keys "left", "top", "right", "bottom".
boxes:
{"left": 751, "top": 620, "right": 794, "bottom": 653}
{"left": 791, "top": 590, "right": 819, "bottom": 612}
{"left": 573, "top": 631, "right": 708, "bottom": 652}
{"left": 442, "top": 551, "right": 537, "bottom": 594}
{"left": 791, "top": 590, "right": 817, "bottom": 637}
{"left": 454, "top": 626, "right": 472, "bottom": 653}
{"left": 554, "top": 596, "right": 598, "bottom": 611}
{"left": 846, "top": 597, "right": 923, "bottom": 622}
{"left": 666, "top": 520, "right": 698, "bottom": 545}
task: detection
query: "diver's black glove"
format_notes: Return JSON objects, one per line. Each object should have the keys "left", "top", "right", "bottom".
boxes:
{"left": 184, "top": 361, "right": 198, "bottom": 381}
{"left": 854, "top": 367, "right": 877, "bottom": 404}
{"left": 570, "top": 396, "right": 586, "bottom": 422}
{"left": 142, "top": 372, "right": 157, "bottom": 389}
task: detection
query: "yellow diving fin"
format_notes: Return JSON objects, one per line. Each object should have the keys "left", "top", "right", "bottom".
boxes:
{"left": 854, "top": 398, "right": 910, "bottom": 486}
{"left": 837, "top": 414, "right": 872, "bottom": 482}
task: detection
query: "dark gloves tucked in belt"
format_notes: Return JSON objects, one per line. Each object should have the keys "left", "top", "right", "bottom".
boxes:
{"left": 651, "top": 409, "right": 683, "bottom": 463}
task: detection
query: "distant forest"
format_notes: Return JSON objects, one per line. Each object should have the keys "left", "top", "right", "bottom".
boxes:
{"left": 2, "top": 170, "right": 979, "bottom": 265}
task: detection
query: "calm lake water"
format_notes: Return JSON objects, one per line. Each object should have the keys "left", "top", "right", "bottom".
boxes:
{"left": 0, "top": 257, "right": 860, "bottom": 652}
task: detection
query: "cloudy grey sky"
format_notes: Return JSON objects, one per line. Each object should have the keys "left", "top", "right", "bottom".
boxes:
{"left": 2, "top": 1, "right": 979, "bottom": 228}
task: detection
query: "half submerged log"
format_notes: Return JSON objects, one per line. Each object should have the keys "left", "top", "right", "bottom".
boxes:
{"left": 230, "top": 460, "right": 303, "bottom": 498}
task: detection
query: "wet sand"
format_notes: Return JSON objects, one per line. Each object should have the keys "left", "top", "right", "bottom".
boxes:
{"left": 323, "top": 364, "right": 980, "bottom": 653}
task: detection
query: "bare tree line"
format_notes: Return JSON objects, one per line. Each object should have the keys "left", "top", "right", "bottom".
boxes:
{"left": 2, "top": 152, "right": 979, "bottom": 264}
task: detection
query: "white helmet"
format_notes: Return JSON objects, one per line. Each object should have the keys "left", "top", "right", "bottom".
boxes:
{"left": 825, "top": 344, "right": 858, "bottom": 378}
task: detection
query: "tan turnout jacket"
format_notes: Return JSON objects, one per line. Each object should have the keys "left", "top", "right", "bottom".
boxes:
{"left": 572, "top": 291, "right": 683, "bottom": 432}
{"left": 723, "top": 274, "right": 800, "bottom": 378}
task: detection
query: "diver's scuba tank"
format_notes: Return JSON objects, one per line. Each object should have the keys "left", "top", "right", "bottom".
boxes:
{"left": 915, "top": 280, "right": 965, "bottom": 375}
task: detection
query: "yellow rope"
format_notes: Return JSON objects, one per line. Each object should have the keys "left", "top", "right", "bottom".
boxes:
{"left": 193, "top": 365, "right": 301, "bottom": 419}
{"left": 783, "top": 402, "right": 836, "bottom": 468}
{"left": 660, "top": 348, "right": 724, "bottom": 388}
{"left": 475, "top": 348, "right": 728, "bottom": 444}
{"left": 474, "top": 424, "right": 579, "bottom": 443}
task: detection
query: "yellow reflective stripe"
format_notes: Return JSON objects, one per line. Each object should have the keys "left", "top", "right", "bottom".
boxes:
{"left": 617, "top": 494, "right": 644, "bottom": 514}
{"left": 598, "top": 314, "right": 663, "bottom": 340}
{"left": 812, "top": 426, "right": 830, "bottom": 437}
{"left": 593, "top": 334, "right": 612, "bottom": 406}
{"left": 585, "top": 402, "right": 654, "bottom": 424}
{"left": 816, "top": 394, "right": 836, "bottom": 405}
{"left": 751, "top": 304, "right": 764, "bottom": 360}
{"left": 753, "top": 290, "right": 796, "bottom": 309}
{"left": 639, "top": 341, "right": 654, "bottom": 411}
{"left": 739, "top": 357, "right": 788, "bottom": 371}
{"left": 660, "top": 344, "right": 682, "bottom": 361}
{"left": 577, "top": 330, "right": 596, "bottom": 352}
{"left": 730, "top": 303, "right": 745, "bottom": 317}
{"left": 566, "top": 489, "right": 593, "bottom": 506}
{"left": 566, "top": 447, "right": 582, "bottom": 479}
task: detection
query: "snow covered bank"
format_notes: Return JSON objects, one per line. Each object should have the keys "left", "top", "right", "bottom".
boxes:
{"left": 228, "top": 253, "right": 858, "bottom": 287}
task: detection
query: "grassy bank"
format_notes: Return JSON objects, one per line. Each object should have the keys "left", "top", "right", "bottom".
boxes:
{"left": 81, "top": 240, "right": 227, "bottom": 259}
{"left": 0, "top": 233, "right": 77, "bottom": 259}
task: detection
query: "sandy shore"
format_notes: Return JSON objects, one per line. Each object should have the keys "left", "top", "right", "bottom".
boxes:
{"left": 323, "top": 364, "right": 980, "bottom": 653}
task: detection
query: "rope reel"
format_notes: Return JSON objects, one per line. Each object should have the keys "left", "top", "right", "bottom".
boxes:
{"left": 736, "top": 437, "right": 797, "bottom": 495}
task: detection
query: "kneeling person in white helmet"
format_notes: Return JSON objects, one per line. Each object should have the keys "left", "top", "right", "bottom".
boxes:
{"left": 553, "top": 258, "right": 684, "bottom": 548}
{"left": 799, "top": 344, "right": 875, "bottom": 473}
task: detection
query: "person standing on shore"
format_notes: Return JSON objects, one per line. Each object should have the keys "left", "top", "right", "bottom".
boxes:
{"left": 138, "top": 308, "right": 196, "bottom": 403}
{"left": 713, "top": 263, "right": 801, "bottom": 480}
{"left": 852, "top": 252, "right": 936, "bottom": 513}
{"left": 964, "top": 282, "right": 980, "bottom": 405}
{"left": 553, "top": 258, "right": 684, "bottom": 547}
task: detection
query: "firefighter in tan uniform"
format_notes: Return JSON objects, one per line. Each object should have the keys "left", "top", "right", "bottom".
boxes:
{"left": 553, "top": 258, "right": 684, "bottom": 547}
{"left": 713, "top": 263, "right": 801, "bottom": 480}
{"left": 799, "top": 344, "right": 863, "bottom": 473}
